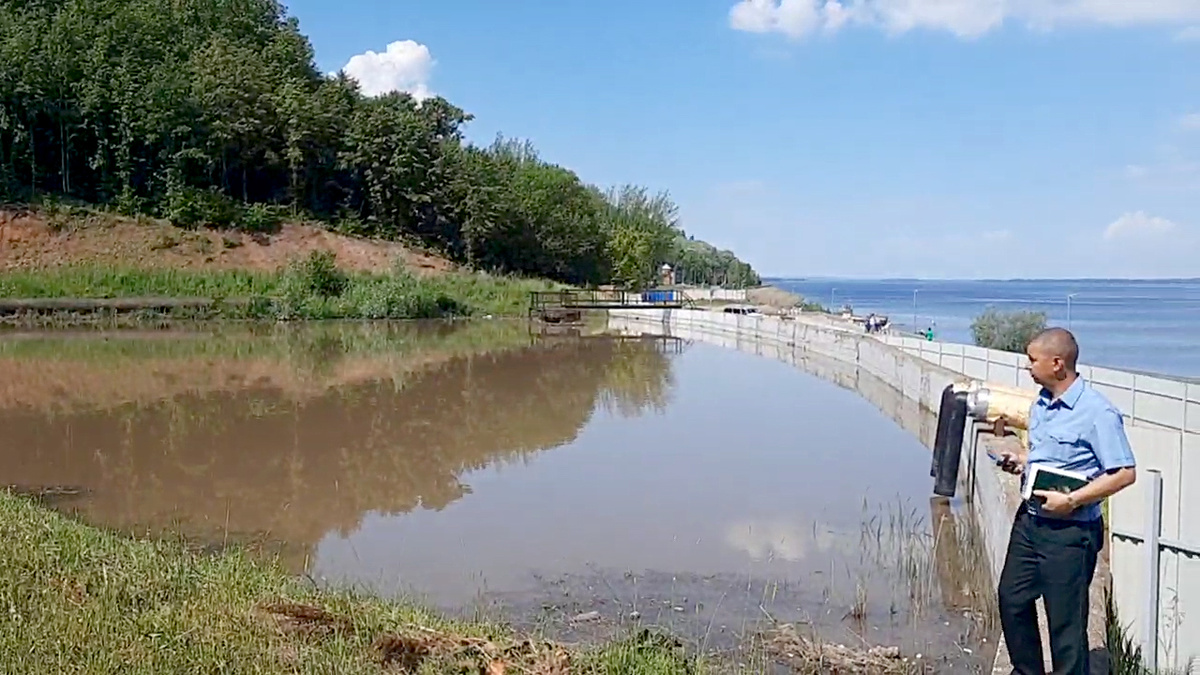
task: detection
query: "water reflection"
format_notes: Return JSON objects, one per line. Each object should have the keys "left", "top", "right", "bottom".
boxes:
{"left": 0, "top": 324, "right": 675, "bottom": 573}
{"left": 0, "top": 322, "right": 988, "bottom": 667}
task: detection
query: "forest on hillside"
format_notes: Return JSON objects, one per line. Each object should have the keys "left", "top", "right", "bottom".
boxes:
{"left": 0, "top": 0, "right": 759, "bottom": 288}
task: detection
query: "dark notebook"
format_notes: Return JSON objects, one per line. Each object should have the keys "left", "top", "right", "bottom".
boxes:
{"left": 1022, "top": 464, "right": 1090, "bottom": 501}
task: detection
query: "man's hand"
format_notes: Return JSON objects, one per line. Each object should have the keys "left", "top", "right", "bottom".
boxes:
{"left": 1033, "top": 490, "right": 1077, "bottom": 516}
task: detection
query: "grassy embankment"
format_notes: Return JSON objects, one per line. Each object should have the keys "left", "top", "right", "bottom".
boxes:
{"left": 0, "top": 255, "right": 560, "bottom": 324}
{"left": 0, "top": 490, "right": 701, "bottom": 674}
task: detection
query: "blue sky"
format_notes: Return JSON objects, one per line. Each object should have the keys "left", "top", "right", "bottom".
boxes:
{"left": 285, "top": 0, "right": 1200, "bottom": 279}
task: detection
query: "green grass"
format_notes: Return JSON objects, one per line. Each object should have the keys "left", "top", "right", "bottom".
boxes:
{"left": 0, "top": 320, "right": 532, "bottom": 364}
{"left": 1104, "top": 588, "right": 1198, "bottom": 675}
{"left": 0, "top": 255, "right": 563, "bottom": 322}
{"left": 0, "top": 266, "right": 280, "bottom": 299}
{"left": 0, "top": 490, "right": 702, "bottom": 674}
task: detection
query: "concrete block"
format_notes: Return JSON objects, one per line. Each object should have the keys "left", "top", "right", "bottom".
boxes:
{"left": 1135, "top": 374, "right": 1188, "bottom": 400}
{"left": 986, "top": 361, "right": 1021, "bottom": 388}
{"left": 940, "top": 354, "right": 966, "bottom": 375}
{"left": 1132, "top": 376, "right": 1187, "bottom": 430}
{"left": 990, "top": 349, "right": 1022, "bottom": 367}
{"left": 1113, "top": 426, "right": 1183, "bottom": 540}
{"left": 1177, "top": 432, "right": 1200, "bottom": 549}
{"left": 1157, "top": 551, "right": 1182, "bottom": 668}
{"left": 1110, "top": 537, "right": 1147, "bottom": 643}
{"left": 1093, "top": 381, "right": 1135, "bottom": 415}
{"left": 1091, "top": 366, "right": 1136, "bottom": 389}
{"left": 963, "top": 357, "right": 988, "bottom": 381}
{"left": 1171, "top": 555, "right": 1200, "bottom": 669}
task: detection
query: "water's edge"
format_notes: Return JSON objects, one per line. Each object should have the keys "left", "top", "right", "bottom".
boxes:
{"left": 607, "top": 308, "right": 1023, "bottom": 670}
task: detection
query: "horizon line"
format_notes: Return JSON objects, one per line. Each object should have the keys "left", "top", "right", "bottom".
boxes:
{"left": 762, "top": 276, "right": 1200, "bottom": 283}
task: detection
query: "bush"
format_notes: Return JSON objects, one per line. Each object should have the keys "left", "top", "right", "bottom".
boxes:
{"left": 237, "top": 203, "right": 284, "bottom": 233}
{"left": 293, "top": 250, "right": 348, "bottom": 298}
{"left": 970, "top": 308, "right": 1047, "bottom": 353}
{"left": 344, "top": 275, "right": 463, "bottom": 319}
{"left": 164, "top": 186, "right": 240, "bottom": 229}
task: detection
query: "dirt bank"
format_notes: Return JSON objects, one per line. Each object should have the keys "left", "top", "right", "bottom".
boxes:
{"left": 0, "top": 207, "right": 455, "bottom": 275}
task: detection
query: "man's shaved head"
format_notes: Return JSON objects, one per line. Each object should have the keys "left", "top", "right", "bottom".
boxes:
{"left": 1028, "top": 327, "right": 1079, "bottom": 370}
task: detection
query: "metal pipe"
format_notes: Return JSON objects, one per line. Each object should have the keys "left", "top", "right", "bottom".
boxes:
{"left": 933, "top": 385, "right": 970, "bottom": 497}
{"left": 965, "top": 384, "right": 1036, "bottom": 431}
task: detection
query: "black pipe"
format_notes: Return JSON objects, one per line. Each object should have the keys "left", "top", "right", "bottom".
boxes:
{"left": 932, "top": 388, "right": 969, "bottom": 498}
{"left": 931, "top": 385, "right": 956, "bottom": 478}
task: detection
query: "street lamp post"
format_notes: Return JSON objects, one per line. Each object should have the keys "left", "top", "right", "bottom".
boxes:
{"left": 1067, "top": 293, "right": 1078, "bottom": 330}
{"left": 830, "top": 288, "right": 837, "bottom": 312}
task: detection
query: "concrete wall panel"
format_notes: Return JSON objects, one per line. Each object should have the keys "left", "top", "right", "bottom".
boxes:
{"left": 608, "top": 309, "right": 1198, "bottom": 670}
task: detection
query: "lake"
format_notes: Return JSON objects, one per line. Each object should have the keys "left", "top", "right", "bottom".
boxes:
{"left": 771, "top": 278, "right": 1200, "bottom": 378}
{"left": 0, "top": 320, "right": 993, "bottom": 671}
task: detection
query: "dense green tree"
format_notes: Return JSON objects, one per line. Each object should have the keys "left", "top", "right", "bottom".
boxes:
{"left": 971, "top": 308, "right": 1047, "bottom": 353}
{"left": 0, "top": 0, "right": 758, "bottom": 287}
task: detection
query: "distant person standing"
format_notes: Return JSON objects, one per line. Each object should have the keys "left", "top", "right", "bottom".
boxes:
{"left": 995, "top": 328, "right": 1137, "bottom": 675}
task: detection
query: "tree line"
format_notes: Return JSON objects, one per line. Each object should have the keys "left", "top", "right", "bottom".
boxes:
{"left": 0, "top": 0, "right": 759, "bottom": 289}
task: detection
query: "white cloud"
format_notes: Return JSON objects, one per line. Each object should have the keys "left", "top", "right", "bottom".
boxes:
{"left": 1103, "top": 211, "right": 1179, "bottom": 241}
{"left": 341, "top": 40, "right": 435, "bottom": 100}
{"left": 1124, "top": 160, "right": 1200, "bottom": 189}
{"left": 723, "top": 518, "right": 849, "bottom": 561}
{"left": 1179, "top": 112, "right": 1200, "bottom": 130}
{"left": 1177, "top": 25, "right": 1200, "bottom": 39}
{"left": 729, "top": 0, "right": 828, "bottom": 38}
{"left": 729, "top": 0, "right": 1200, "bottom": 40}
{"left": 1125, "top": 164, "right": 1150, "bottom": 179}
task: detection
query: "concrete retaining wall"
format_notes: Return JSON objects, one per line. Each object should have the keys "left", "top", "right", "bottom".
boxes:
{"left": 879, "top": 335, "right": 1200, "bottom": 669}
{"left": 676, "top": 287, "right": 748, "bottom": 302}
{"left": 609, "top": 308, "right": 1200, "bottom": 670}
{"left": 606, "top": 309, "right": 1016, "bottom": 632}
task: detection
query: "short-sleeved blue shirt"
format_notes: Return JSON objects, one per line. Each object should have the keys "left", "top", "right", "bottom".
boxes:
{"left": 1024, "top": 377, "right": 1137, "bottom": 522}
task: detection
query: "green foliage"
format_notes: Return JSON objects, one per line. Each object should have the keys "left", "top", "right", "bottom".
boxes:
{"left": 0, "top": 0, "right": 757, "bottom": 287}
{"left": 970, "top": 307, "right": 1048, "bottom": 353}
{"left": 0, "top": 265, "right": 558, "bottom": 322}
{"left": 290, "top": 250, "right": 347, "bottom": 298}
{"left": 603, "top": 185, "right": 677, "bottom": 289}
{"left": 1107, "top": 589, "right": 1150, "bottom": 675}
{"left": 668, "top": 233, "right": 761, "bottom": 288}
{"left": 165, "top": 186, "right": 240, "bottom": 229}
{"left": 239, "top": 203, "right": 285, "bottom": 233}
{"left": 0, "top": 489, "right": 717, "bottom": 674}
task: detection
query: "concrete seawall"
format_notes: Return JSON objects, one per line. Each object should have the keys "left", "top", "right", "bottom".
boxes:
{"left": 606, "top": 308, "right": 1044, "bottom": 670}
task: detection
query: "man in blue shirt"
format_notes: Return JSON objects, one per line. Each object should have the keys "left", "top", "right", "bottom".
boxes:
{"left": 996, "top": 327, "right": 1137, "bottom": 675}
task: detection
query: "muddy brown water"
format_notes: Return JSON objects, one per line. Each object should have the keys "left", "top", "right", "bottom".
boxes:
{"left": 0, "top": 321, "right": 993, "bottom": 671}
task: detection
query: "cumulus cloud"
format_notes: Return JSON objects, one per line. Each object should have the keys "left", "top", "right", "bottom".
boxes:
{"left": 723, "top": 518, "right": 850, "bottom": 562}
{"left": 729, "top": 0, "right": 1200, "bottom": 40}
{"left": 1103, "top": 211, "right": 1179, "bottom": 241}
{"left": 341, "top": 40, "right": 434, "bottom": 100}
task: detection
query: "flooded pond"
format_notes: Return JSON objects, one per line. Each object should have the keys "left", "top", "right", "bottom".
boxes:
{"left": 0, "top": 320, "right": 993, "bottom": 671}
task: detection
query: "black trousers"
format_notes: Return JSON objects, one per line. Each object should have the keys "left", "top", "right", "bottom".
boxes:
{"left": 998, "top": 505, "right": 1103, "bottom": 675}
